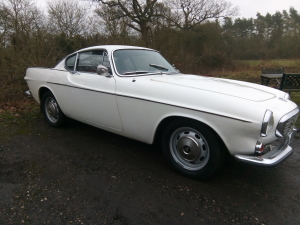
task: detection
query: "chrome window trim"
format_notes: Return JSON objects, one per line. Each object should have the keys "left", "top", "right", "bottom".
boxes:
{"left": 64, "top": 53, "right": 78, "bottom": 72}
{"left": 103, "top": 50, "right": 108, "bottom": 63}
{"left": 75, "top": 50, "right": 105, "bottom": 74}
{"left": 65, "top": 49, "right": 108, "bottom": 74}
{"left": 74, "top": 53, "right": 78, "bottom": 72}
{"left": 111, "top": 48, "right": 178, "bottom": 77}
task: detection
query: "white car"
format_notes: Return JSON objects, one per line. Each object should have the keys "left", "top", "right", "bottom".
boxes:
{"left": 24, "top": 45, "right": 299, "bottom": 179}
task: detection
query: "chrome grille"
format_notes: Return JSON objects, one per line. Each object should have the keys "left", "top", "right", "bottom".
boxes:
{"left": 283, "top": 114, "right": 297, "bottom": 135}
{"left": 276, "top": 108, "right": 299, "bottom": 137}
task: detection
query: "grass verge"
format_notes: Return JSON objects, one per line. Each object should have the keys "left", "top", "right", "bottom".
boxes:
{"left": 0, "top": 98, "right": 40, "bottom": 143}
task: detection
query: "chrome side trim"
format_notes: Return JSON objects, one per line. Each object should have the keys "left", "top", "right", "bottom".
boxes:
{"left": 46, "top": 82, "right": 252, "bottom": 123}
{"left": 46, "top": 82, "right": 115, "bottom": 95}
{"left": 26, "top": 67, "right": 67, "bottom": 72}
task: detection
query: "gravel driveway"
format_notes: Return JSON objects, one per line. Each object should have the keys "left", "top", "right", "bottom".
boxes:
{"left": 1, "top": 105, "right": 300, "bottom": 224}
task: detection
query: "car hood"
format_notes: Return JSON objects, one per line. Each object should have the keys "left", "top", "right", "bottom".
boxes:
{"left": 151, "top": 74, "right": 277, "bottom": 102}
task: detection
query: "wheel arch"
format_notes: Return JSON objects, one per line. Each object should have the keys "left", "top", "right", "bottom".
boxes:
{"left": 153, "top": 116, "right": 229, "bottom": 153}
{"left": 39, "top": 87, "right": 53, "bottom": 112}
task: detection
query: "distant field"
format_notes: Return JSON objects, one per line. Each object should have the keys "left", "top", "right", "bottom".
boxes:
{"left": 235, "top": 59, "right": 300, "bottom": 68}
{"left": 214, "top": 59, "right": 300, "bottom": 83}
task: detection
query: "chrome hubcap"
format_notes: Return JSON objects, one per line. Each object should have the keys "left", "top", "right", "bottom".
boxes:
{"left": 177, "top": 136, "right": 200, "bottom": 161}
{"left": 170, "top": 127, "right": 210, "bottom": 171}
{"left": 45, "top": 97, "right": 59, "bottom": 123}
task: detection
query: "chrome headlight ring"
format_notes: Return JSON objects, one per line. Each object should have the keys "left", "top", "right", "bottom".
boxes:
{"left": 261, "top": 110, "right": 274, "bottom": 137}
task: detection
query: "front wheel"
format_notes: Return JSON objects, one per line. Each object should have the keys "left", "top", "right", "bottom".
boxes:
{"left": 41, "top": 91, "right": 66, "bottom": 127}
{"left": 162, "top": 119, "right": 225, "bottom": 179}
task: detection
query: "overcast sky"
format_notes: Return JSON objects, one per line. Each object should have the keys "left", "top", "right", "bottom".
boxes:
{"left": 36, "top": 0, "right": 299, "bottom": 19}
{"left": 230, "top": 0, "right": 299, "bottom": 18}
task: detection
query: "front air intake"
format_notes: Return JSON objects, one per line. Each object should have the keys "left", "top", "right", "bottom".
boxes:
{"left": 276, "top": 108, "right": 299, "bottom": 137}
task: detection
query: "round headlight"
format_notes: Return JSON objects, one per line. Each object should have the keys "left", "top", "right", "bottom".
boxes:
{"left": 261, "top": 110, "right": 274, "bottom": 137}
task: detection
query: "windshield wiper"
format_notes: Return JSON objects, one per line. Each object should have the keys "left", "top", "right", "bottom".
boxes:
{"left": 149, "top": 64, "right": 168, "bottom": 71}
{"left": 123, "top": 71, "right": 149, "bottom": 75}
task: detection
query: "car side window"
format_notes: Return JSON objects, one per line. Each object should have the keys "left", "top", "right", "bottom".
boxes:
{"left": 76, "top": 50, "right": 104, "bottom": 73}
{"left": 65, "top": 54, "right": 76, "bottom": 71}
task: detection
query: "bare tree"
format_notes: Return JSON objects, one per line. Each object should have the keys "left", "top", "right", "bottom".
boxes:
{"left": 94, "top": 0, "right": 169, "bottom": 46}
{"left": 168, "top": 0, "right": 238, "bottom": 30}
{"left": 47, "top": 0, "right": 89, "bottom": 38}
{"left": 0, "top": 0, "right": 38, "bottom": 44}
{"left": 0, "top": 0, "right": 52, "bottom": 104}
{"left": 0, "top": 0, "right": 47, "bottom": 57}
{"left": 95, "top": 4, "right": 130, "bottom": 39}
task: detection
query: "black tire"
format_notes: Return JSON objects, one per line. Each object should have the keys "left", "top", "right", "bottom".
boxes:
{"left": 41, "top": 91, "right": 66, "bottom": 127}
{"left": 162, "top": 119, "right": 225, "bottom": 179}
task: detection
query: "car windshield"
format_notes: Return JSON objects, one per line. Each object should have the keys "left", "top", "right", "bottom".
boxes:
{"left": 113, "top": 49, "right": 178, "bottom": 75}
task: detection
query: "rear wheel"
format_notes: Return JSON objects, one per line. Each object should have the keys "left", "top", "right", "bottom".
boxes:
{"left": 41, "top": 91, "right": 66, "bottom": 127}
{"left": 162, "top": 119, "right": 225, "bottom": 179}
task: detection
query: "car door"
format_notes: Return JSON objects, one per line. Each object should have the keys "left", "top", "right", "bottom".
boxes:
{"left": 64, "top": 50, "right": 123, "bottom": 131}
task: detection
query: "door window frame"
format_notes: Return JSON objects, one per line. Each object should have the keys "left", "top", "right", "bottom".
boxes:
{"left": 65, "top": 49, "right": 110, "bottom": 74}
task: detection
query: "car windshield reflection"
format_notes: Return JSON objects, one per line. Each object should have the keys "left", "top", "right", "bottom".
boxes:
{"left": 113, "top": 49, "right": 178, "bottom": 75}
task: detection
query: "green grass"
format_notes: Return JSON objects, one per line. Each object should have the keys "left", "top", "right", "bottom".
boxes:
{"left": 213, "top": 59, "right": 300, "bottom": 83}
{"left": 235, "top": 59, "right": 300, "bottom": 68}
{"left": 0, "top": 100, "right": 40, "bottom": 143}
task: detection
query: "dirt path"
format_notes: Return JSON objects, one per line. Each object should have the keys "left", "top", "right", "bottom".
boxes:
{"left": 1, "top": 108, "right": 300, "bottom": 224}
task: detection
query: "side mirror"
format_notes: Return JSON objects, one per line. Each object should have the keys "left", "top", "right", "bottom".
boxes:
{"left": 97, "top": 65, "right": 109, "bottom": 76}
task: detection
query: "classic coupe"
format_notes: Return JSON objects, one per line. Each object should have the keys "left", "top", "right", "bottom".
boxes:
{"left": 25, "top": 45, "right": 299, "bottom": 179}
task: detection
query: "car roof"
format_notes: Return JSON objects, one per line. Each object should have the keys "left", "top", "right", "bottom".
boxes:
{"left": 76, "top": 45, "right": 155, "bottom": 53}
{"left": 53, "top": 45, "right": 157, "bottom": 70}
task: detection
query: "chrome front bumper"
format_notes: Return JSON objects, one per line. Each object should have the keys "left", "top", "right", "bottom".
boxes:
{"left": 234, "top": 128, "right": 297, "bottom": 167}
